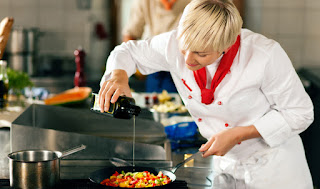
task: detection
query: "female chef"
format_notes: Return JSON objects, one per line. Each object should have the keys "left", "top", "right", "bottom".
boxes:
{"left": 98, "top": 0, "right": 314, "bottom": 188}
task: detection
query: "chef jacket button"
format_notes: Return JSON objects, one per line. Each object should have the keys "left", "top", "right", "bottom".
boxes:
{"left": 225, "top": 123, "right": 229, "bottom": 127}
{"left": 218, "top": 101, "right": 222, "bottom": 105}
{"left": 198, "top": 118, "right": 202, "bottom": 122}
{"left": 188, "top": 95, "right": 192, "bottom": 99}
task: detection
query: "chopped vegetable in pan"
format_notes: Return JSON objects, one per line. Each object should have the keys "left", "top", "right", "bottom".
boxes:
{"left": 100, "top": 170, "right": 171, "bottom": 188}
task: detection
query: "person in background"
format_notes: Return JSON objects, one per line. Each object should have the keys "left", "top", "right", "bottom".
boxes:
{"left": 122, "top": 0, "right": 191, "bottom": 93}
{"left": 99, "top": 0, "right": 314, "bottom": 188}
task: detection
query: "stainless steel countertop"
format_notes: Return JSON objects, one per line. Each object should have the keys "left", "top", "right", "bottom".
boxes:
{"left": 0, "top": 128, "right": 10, "bottom": 179}
{"left": 0, "top": 128, "right": 227, "bottom": 188}
{"left": 0, "top": 105, "right": 238, "bottom": 188}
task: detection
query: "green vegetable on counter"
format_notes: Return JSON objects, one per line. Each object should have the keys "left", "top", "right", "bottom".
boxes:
{"left": 7, "top": 68, "right": 33, "bottom": 95}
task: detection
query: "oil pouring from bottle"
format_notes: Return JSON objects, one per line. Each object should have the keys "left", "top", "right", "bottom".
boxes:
{"left": 90, "top": 93, "right": 141, "bottom": 167}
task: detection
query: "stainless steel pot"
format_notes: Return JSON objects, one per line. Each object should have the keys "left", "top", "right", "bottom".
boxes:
{"left": 7, "top": 26, "right": 40, "bottom": 54}
{"left": 8, "top": 144, "right": 86, "bottom": 189}
{"left": 8, "top": 54, "right": 34, "bottom": 75}
{"left": 6, "top": 26, "right": 41, "bottom": 75}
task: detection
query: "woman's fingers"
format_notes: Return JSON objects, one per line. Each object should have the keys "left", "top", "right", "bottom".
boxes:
{"left": 111, "top": 88, "right": 122, "bottom": 104}
{"left": 199, "top": 137, "right": 215, "bottom": 158}
{"left": 125, "top": 88, "right": 133, "bottom": 98}
{"left": 98, "top": 82, "right": 132, "bottom": 112}
{"left": 98, "top": 80, "right": 115, "bottom": 112}
{"left": 98, "top": 81, "right": 108, "bottom": 112}
{"left": 199, "top": 137, "right": 214, "bottom": 151}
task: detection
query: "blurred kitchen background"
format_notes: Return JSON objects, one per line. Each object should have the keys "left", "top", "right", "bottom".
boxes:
{"left": 1, "top": 0, "right": 320, "bottom": 188}
{"left": 0, "top": 0, "right": 319, "bottom": 93}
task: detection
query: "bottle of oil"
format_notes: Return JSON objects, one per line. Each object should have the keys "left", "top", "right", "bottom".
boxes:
{"left": 0, "top": 60, "right": 9, "bottom": 109}
{"left": 90, "top": 93, "right": 141, "bottom": 119}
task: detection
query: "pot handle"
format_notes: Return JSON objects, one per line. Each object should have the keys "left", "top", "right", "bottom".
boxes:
{"left": 60, "top": 144, "right": 86, "bottom": 159}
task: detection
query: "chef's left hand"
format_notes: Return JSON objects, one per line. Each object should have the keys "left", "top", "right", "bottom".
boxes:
{"left": 199, "top": 127, "right": 241, "bottom": 158}
{"left": 199, "top": 125, "right": 261, "bottom": 158}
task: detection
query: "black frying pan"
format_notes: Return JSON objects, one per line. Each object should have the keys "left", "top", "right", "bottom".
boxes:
{"left": 89, "top": 166, "right": 176, "bottom": 188}
{"left": 89, "top": 151, "right": 202, "bottom": 188}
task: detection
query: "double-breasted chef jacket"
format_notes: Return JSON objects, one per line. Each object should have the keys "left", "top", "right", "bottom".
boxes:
{"left": 101, "top": 29, "right": 314, "bottom": 188}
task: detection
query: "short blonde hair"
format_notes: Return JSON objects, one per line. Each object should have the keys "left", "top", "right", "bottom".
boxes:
{"left": 177, "top": 0, "right": 243, "bottom": 53}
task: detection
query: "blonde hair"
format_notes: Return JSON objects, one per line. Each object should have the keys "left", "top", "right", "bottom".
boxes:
{"left": 177, "top": 0, "right": 243, "bottom": 53}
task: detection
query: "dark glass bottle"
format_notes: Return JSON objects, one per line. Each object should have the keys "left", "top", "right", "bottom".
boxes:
{"left": 0, "top": 60, "right": 9, "bottom": 109}
{"left": 90, "top": 93, "right": 141, "bottom": 119}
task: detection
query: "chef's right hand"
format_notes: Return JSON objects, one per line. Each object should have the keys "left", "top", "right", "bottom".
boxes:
{"left": 98, "top": 69, "right": 132, "bottom": 112}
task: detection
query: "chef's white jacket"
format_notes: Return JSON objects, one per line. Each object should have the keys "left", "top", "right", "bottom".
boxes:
{"left": 101, "top": 29, "right": 314, "bottom": 188}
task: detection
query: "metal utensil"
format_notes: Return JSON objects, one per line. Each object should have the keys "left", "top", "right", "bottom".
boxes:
{"left": 60, "top": 144, "right": 86, "bottom": 158}
{"left": 110, "top": 157, "right": 132, "bottom": 167}
{"left": 170, "top": 151, "right": 202, "bottom": 173}
{"left": 110, "top": 151, "right": 202, "bottom": 173}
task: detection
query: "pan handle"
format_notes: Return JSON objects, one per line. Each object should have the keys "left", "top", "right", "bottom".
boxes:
{"left": 171, "top": 151, "right": 202, "bottom": 173}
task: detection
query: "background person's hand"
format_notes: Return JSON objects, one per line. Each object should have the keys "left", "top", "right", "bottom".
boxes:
{"left": 98, "top": 69, "right": 132, "bottom": 112}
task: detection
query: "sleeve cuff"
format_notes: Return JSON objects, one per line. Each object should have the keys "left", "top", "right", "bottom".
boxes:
{"left": 99, "top": 50, "right": 136, "bottom": 87}
{"left": 254, "top": 110, "right": 291, "bottom": 147}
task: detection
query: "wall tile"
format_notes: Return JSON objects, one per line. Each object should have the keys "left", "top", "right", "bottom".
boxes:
{"left": 10, "top": 7, "right": 39, "bottom": 27}
{"left": 64, "top": 10, "right": 89, "bottom": 33}
{"left": 0, "top": 0, "right": 10, "bottom": 20}
{"left": 304, "top": 10, "right": 320, "bottom": 36}
{"left": 303, "top": 37, "right": 320, "bottom": 65}
{"left": 244, "top": 6, "right": 262, "bottom": 32}
{"left": 39, "top": 0, "right": 63, "bottom": 9}
{"left": 261, "top": 0, "right": 279, "bottom": 8}
{"left": 260, "top": 8, "right": 278, "bottom": 35}
{"left": 277, "top": 36, "right": 303, "bottom": 68}
{"left": 65, "top": 32, "right": 85, "bottom": 55}
{"left": 39, "top": 31, "right": 67, "bottom": 55}
{"left": 0, "top": 0, "right": 10, "bottom": 7}
{"left": 278, "top": 0, "right": 305, "bottom": 9}
{"left": 39, "top": 8, "right": 64, "bottom": 31}
{"left": 306, "top": 0, "right": 320, "bottom": 9}
{"left": 10, "top": 0, "right": 38, "bottom": 9}
{"left": 62, "top": 0, "right": 77, "bottom": 10}
{"left": 245, "top": 0, "right": 262, "bottom": 8}
{"left": 5, "top": 0, "right": 320, "bottom": 70}
{"left": 262, "top": 33, "right": 279, "bottom": 42}
{"left": 278, "top": 9, "right": 304, "bottom": 35}
{"left": 251, "top": 0, "right": 320, "bottom": 68}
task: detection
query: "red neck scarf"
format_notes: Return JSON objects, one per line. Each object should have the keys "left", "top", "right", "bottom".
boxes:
{"left": 160, "top": 0, "right": 177, "bottom": 10}
{"left": 193, "top": 35, "right": 241, "bottom": 105}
